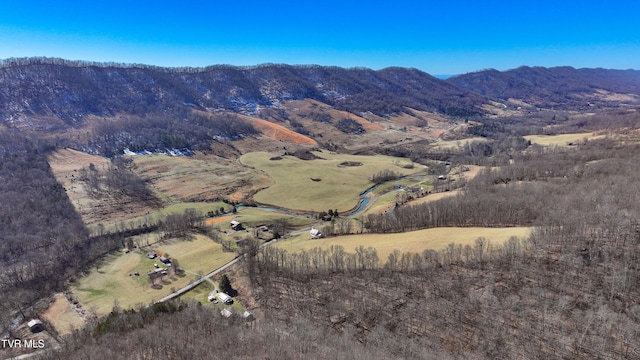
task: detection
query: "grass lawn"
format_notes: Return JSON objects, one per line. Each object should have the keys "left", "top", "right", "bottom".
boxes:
{"left": 277, "top": 227, "right": 531, "bottom": 261}
{"left": 155, "top": 235, "right": 236, "bottom": 274}
{"left": 72, "top": 234, "right": 235, "bottom": 316}
{"left": 524, "top": 132, "right": 605, "bottom": 146}
{"left": 240, "top": 151, "right": 426, "bottom": 213}
{"left": 181, "top": 280, "right": 216, "bottom": 304}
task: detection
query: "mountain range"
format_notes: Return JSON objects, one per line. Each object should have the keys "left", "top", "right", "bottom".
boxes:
{"left": 1, "top": 58, "right": 638, "bottom": 132}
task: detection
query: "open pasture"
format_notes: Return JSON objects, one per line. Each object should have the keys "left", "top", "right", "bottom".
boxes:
{"left": 524, "top": 132, "right": 605, "bottom": 146}
{"left": 72, "top": 234, "right": 234, "bottom": 316}
{"left": 240, "top": 151, "right": 426, "bottom": 212}
{"left": 155, "top": 235, "right": 236, "bottom": 275}
{"left": 277, "top": 227, "right": 531, "bottom": 261}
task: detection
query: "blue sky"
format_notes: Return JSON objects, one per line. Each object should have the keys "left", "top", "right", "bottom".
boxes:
{"left": 0, "top": 1, "right": 638, "bottom": 74}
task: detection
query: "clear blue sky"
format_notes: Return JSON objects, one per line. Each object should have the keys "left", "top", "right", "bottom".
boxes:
{"left": 0, "top": 1, "right": 638, "bottom": 75}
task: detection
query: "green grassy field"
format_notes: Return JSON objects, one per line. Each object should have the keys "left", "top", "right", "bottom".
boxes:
{"left": 277, "top": 227, "right": 531, "bottom": 260}
{"left": 156, "top": 235, "right": 236, "bottom": 273}
{"left": 72, "top": 234, "right": 235, "bottom": 316}
{"left": 362, "top": 191, "right": 401, "bottom": 216}
{"left": 240, "top": 151, "right": 427, "bottom": 212}
{"left": 231, "top": 207, "right": 317, "bottom": 227}
{"left": 181, "top": 280, "right": 216, "bottom": 304}
{"left": 524, "top": 132, "right": 605, "bottom": 146}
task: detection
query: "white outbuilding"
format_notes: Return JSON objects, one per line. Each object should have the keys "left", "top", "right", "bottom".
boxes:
{"left": 310, "top": 227, "right": 322, "bottom": 239}
{"left": 217, "top": 292, "right": 233, "bottom": 304}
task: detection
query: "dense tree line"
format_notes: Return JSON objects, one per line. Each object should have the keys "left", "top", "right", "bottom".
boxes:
{"left": 375, "top": 134, "right": 529, "bottom": 167}
{"left": 160, "top": 208, "right": 204, "bottom": 238}
{"left": 369, "top": 169, "right": 402, "bottom": 184}
{"left": 467, "top": 109, "right": 640, "bottom": 142}
{"left": 79, "top": 157, "right": 156, "bottom": 201}
{"left": 0, "top": 131, "right": 89, "bottom": 325}
{"left": 40, "top": 300, "right": 409, "bottom": 360}
{"left": 335, "top": 118, "right": 366, "bottom": 134}
{"left": 249, "top": 241, "right": 639, "bottom": 359}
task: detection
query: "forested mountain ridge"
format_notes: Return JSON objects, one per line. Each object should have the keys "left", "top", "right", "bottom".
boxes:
{"left": 0, "top": 58, "right": 486, "bottom": 130}
{"left": 447, "top": 66, "right": 640, "bottom": 109}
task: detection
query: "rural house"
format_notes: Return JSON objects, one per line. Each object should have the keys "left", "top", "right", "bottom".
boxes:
{"left": 230, "top": 220, "right": 243, "bottom": 231}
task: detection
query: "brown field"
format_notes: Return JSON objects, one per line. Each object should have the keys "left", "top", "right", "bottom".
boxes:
{"left": 278, "top": 226, "right": 532, "bottom": 261}
{"left": 204, "top": 215, "right": 234, "bottom": 225}
{"left": 431, "top": 137, "right": 488, "bottom": 150}
{"left": 48, "top": 148, "right": 157, "bottom": 226}
{"left": 132, "top": 153, "right": 270, "bottom": 202}
{"left": 239, "top": 115, "right": 318, "bottom": 145}
{"left": 588, "top": 89, "right": 640, "bottom": 103}
{"left": 524, "top": 132, "right": 606, "bottom": 146}
{"left": 42, "top": 293, "right": 85, "bottom": 335}
{"left": 363, "top": 189, "right": 459, "bottom": 216}
{"left": 387, "top": 109, "right": 449, "bottom": 130}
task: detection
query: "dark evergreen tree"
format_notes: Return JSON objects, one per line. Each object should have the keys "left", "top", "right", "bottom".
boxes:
{"left": 219, "top": 274, "right": 232, "bottom": 294}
